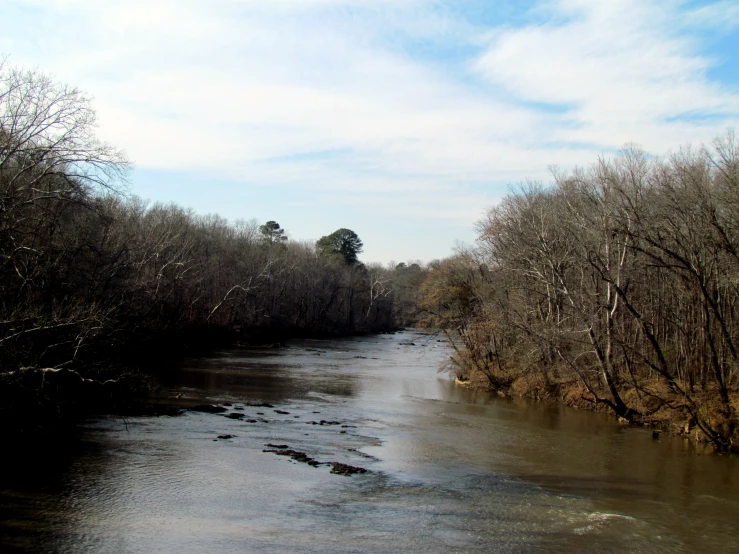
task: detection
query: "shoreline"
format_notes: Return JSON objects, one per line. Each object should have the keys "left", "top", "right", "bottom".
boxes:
{"left": 452, "top": 367, "right": 738, "bottom": 453}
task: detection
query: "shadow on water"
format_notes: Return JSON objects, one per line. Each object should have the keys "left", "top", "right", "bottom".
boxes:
{"left": 0, "top": 430, "right": 111, "bottom": 552}
{"left": 158, "top": 346, "right": 360, "bottom": 405}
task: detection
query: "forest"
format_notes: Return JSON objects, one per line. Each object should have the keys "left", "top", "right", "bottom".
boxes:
{"left": 420, "top": 135, "right": 739, "bottom": 453}
{"left": 0, "top": 63, "right": 428, "bottom": 427}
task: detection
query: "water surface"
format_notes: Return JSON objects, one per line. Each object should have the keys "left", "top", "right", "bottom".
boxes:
{"left": 2, "top": 330, "right": 738, "bottom": 552}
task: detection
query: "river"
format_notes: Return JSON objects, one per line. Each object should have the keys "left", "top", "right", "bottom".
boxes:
{"left": 2, "top": 330, "right": 738, "bottom": 553}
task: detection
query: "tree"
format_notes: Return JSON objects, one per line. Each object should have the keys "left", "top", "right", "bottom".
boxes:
{"left": 391, "top": 261, "right": 427, "bottom": 326}
{"left": 316, "top": 228, "right": 363, "bottom": 265}
{"left": 0, "top": 61, "right": 131, "bottom": 370}
{"left": 0, "top": 60, "right": 404, "bottom": 430}
{"left": 0, "top": 61, "right": 129, "bottom": 196}
{"left": 259, "top": 220, "right": 287, "bottom": 245}
{"left": 454, "top": 133, "right": 739, "bottom": 452}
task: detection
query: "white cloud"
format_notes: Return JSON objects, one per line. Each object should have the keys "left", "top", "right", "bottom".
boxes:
{"left": 473, "top": 0, "right": 739, "bottom": 150}
{"left": 682, "top": 0, "right": 739, "bottom": 29}
{"left": 5, "top": 0, "right": 739, "bottom": 262}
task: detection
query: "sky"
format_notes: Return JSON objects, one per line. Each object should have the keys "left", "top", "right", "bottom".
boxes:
{"left": 2, "top": 0, "right": 739, "bottom": 264}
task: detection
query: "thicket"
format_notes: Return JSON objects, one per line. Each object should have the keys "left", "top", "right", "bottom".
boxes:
{"left": 0, "top": 63, "right": 422, "bottom": 425}
{"left": 421, "top": 134, "right": 739, "bottom": 453}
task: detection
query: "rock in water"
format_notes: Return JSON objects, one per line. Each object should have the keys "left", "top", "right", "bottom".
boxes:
{"left": 190, "top": 404, "right": 228, "bottom": 414}
{"left": 263, "top": 448, "right": 321, "bottom": 467}
{"left": 330, "top": 462, "right": 367, "bottom": 476}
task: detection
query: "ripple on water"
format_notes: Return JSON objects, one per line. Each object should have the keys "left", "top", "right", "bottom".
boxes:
{"left": 2, "top": 330, "right": 739, "bottom": 553}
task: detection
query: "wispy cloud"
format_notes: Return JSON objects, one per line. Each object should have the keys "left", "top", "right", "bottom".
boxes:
{"left": 4, "top": 0, "right": 738, "bottom": 262}
{"left": 473, "top": 0, "right": 739, "bottom": 148}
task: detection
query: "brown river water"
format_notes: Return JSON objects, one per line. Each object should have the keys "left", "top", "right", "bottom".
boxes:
{"left": 2, "top": 330, "right": 739, "bottom": 553}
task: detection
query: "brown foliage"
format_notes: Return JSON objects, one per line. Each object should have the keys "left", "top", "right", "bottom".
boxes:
{"left": 423, "top": 132, "right": 739, "bottom": 453}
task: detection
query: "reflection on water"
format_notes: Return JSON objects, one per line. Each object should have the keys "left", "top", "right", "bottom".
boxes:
{"left": 2, "top": 331, "right": 739, "bottom": 553}
{"left": 162, "top": 344, "right": 362, "bottom": 403}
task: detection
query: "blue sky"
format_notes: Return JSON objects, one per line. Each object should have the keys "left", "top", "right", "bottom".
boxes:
{"left": 3, "top": 0, "right": 738, "bottom": 264}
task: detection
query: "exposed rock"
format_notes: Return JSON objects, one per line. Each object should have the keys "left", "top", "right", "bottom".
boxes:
{"left": 329, "top": 462, "right": 367, "bottom": 476}
{"left": 263, "top": 448, "right": 321, "bottom": 467}
{"left": 190, "top": 404, "right": 228, "bottom": 414}
{"left": 347, "top": 448, "right": 376, "bottom": 459}
{"left": 265, "top": 443, "right": 289, "bottom": 449}
{"left": 274, "top": 410, "right": 290, "bottom": 415}
{"left": 217, "top": 434, "right": 236, "bottom": 439}
{"left": 226, "top": 412, "right": 245, "bottom": 419}
{"left": 246, "top": 402, "right": 275, "bottom": 408}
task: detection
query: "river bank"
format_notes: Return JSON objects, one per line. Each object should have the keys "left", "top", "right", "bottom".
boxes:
{"left": 452, "top": 364, "right": 739, "bottom": 452}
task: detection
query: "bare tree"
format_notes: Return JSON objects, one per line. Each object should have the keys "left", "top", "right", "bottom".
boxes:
{"left": 428, "top": 132, "right": 739, "bottom": 452}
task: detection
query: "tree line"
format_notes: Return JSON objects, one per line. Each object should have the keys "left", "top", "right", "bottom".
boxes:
{"left": 419, "top": 134, "right": 739, "bottom": 452}
{"left": 0, "top": 63, "right": 430, "bottom": 422}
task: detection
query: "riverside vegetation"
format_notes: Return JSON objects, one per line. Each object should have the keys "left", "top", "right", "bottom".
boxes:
{"left": 419, "top": 135, "right": 739, "bottom": 453}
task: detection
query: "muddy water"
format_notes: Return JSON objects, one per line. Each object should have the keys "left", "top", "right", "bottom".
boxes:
{"left": 2, "top": 330, "right": 739, "bottom": 553}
